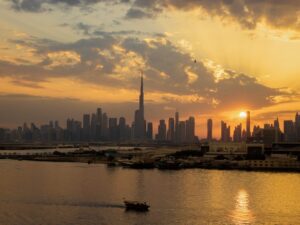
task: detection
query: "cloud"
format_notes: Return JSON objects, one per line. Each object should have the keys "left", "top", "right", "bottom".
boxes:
{"left": 0, "top": 31, "right": 293, "bottom": 113}
{"left": 9, "top": 0, "right": 300, "bottom": 32}
{"left": 10, "top": 0, "right": 113, "bottom": 12}
{"left": 128, "top": 0, "right": 300, "bottom": 31}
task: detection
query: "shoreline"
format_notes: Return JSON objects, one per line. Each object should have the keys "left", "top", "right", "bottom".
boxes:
{"left": 2, "top": 155, "right": 300, "bottom": 173}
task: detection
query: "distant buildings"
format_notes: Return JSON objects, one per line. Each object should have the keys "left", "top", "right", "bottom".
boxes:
{"left": 221, "top": 121, "right": 231, "bottom": 142}
{"left": 246, "top": 111, "right": 251, "bottom": 140}
{"left": 156, "top": 120, "right": 167, "bottom": 141}
{"left": 1, "top": 73, "right": 300, "bottom": 146}
{"left": 233, "top": 124, "right": 242, "bottom": 142}
{"left": 207, "top": 119, "right": 213, "bottom": 142}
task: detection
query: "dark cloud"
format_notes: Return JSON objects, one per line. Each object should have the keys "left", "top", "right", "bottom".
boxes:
{"left": 128, "top": 0, "right": 300, "bottom": 30}
{"left": 10, "top": 0, "right": 114, "bottom": 12}
{"left": 125, "top": 7, "right": 156, "bottom": 19}
{"left": 10, "top": 0, "right": 300, "bottom": 30}
{"left": 9, "top": 0, "right": 300, "bottom": 31}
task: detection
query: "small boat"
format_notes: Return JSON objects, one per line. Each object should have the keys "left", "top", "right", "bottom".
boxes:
{"left": 124, "top": 200, "right": 150, "bottom": 211}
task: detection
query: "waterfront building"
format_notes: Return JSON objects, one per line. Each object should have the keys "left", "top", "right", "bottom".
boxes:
{"left": 207, "top": 142, "right": 264, "bottom": 156}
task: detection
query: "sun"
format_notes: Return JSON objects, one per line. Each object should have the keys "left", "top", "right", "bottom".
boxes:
{"left": 239, "top": 111, "right": 247, "bottom": 118}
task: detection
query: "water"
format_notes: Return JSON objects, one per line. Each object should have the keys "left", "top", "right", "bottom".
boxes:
{"left": 0, "top": 160, "right": 299, "bottom": 225}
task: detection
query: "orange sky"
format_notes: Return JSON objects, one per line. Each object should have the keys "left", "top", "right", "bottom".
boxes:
{"left": 0, "top": 0, "right": 300, "bottom": 138}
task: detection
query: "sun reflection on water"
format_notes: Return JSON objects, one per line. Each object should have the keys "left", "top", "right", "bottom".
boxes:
{"left": 231, "top": 189, "right": 255, "bottom": 225}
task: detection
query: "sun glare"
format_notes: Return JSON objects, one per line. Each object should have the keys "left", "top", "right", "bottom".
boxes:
{"left": 239, "top": 111, "right": 247, "bottom": 118}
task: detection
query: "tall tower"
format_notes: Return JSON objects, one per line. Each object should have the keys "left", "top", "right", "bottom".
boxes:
{"left": 139, "top": 73, "right": 144, "bottom": 120}
{"left": 246, "top": 111, "right": 251, "bottom": 140}
{"left": 134, "top": 73, "right": 146, "bottom": 140}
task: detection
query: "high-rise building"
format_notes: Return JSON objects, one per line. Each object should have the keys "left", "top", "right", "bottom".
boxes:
{"left": 90, "top": 113, "right": 97, "bottom": 141}
{"left": 109, "top": 118, "right": 118, "bottom": 141}
{"left": 146, "top": 122, "right": 153, "bottom": 140}
{"left": 221, "top": 121, "right": 231, "bottom": 142}
{"left": 178, "top": 121, "right": 186, "bottom": 143}
{"left": 295, "top": 113, "right": 300, "bottom": 141}
{"left": 284, "top": 120, "right": 295, "bottom": 142}
{"left": 233, "top": 123, "right": 242, "bottom": 142}
{"left": 274, "top": 117, "right": 280, "bottom": 142}
{"left": 83, "top": 114, "right": 91, "bottom": 141}
{"left": 175, "top": 111, "right": 179, "bottom": 142}
{"left": 186, "top": 117, "right": 195, "bottom": 143}
{"left": 246, "top": 111, "right": 251, "bottom": 140}
{"left": 167, "top": 117, "right": 175, "bottom": 142}
{"left": 157, "top": 120, "right": 167, "bottom": 141}
{"left": 134, "top": 74, "right": 146, "bottom": 140}
{"left": 96, "top": 108, "right": 102, "bottom": 140}
{"left": 119, "top": 117, "right": 127, "bottom": 140}
{"left": 207, "top": 119, "right": 213, "bottom": 141}
{"left": 101, "top": 113, "right": 108, "bottom": 139}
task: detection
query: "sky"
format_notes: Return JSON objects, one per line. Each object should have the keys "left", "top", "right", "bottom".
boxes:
{"left": 1, "top": 0, "right": 300, "bottom": 138}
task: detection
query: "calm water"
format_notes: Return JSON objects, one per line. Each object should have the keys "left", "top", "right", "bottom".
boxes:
{"left": 0, "top": 160, "right": 299, "bottom": 225}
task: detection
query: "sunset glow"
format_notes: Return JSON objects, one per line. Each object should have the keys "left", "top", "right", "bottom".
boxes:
{"left": 0, "top": 0, "right": 300, "bottom": 138}
{"left": 239, "top": 112, "right": 247, "bottom": 119}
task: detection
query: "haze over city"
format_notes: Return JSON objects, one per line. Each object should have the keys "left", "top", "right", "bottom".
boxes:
{"left": 1, "top": 0, "right": 300, "bottom": 138}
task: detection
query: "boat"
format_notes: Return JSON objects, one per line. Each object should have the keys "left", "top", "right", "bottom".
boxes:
{"left": 124, "top": 200, "right": 150, "bottom": 211}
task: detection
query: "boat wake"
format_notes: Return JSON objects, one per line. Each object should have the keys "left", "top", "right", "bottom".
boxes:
{"left": 2, "top": 199, "right": 125, "bottom": 209}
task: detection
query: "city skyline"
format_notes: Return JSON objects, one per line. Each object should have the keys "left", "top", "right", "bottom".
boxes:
{"left": 2, "top": 75, "right": 300, "bottom": 143}
{"left": 1, "top": 1, "right": 300, "bottom": 134}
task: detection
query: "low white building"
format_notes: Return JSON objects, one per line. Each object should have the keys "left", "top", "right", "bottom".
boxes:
{"left": 207, "top": 142, "right": 264, "bottom": 155}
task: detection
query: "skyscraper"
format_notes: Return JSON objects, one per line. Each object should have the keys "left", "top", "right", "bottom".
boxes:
{"left": 246, "top": 111, "right": 251, "bottom": 140}
{"left": 134, "top": 74, "right": 146, "bottom": 140}
{"left": 157, "top": 119, "right": 166, "bottom": 141}
{"left": 119, "top": 117, "right": 127, "bottom": 141}
{"left": 207, "top": 119, "right": 213, "bottom": 141}
{"left": 186, "top": 117, "right": 195, "bottom": 143}
{"left": 233, "top": 123, "right": 242, "bottom": 142}
{"left": 284, "top": 120, "right": 295, "bottom": 142}
{"left": 221, "top": 121, "right": 231, "bottom": 142}
{"left": 83, "top": 114, "right": 90, "bottom": 141}
{"left": 175, "top": 111, "right": 179, "bottom": 142}
{"left": 295, "top": 113, "right": 300, "bottom": 141}
{"left": 101, "top": 113, "right": 108, "bottom": 139}
{"left": 96, "top": 108, "right": 102, "bottom": 140}
{"left": 109, "top": 118, "right": 118, "bottom": 141}
{"left": 167, "top": 117, "right": 175, "bottom": 142}
{"left": 146, "top": 122, "right": 153, "bottom": 140}
{"left": 178, "top": 121, "right": 186, "bottom": 143}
